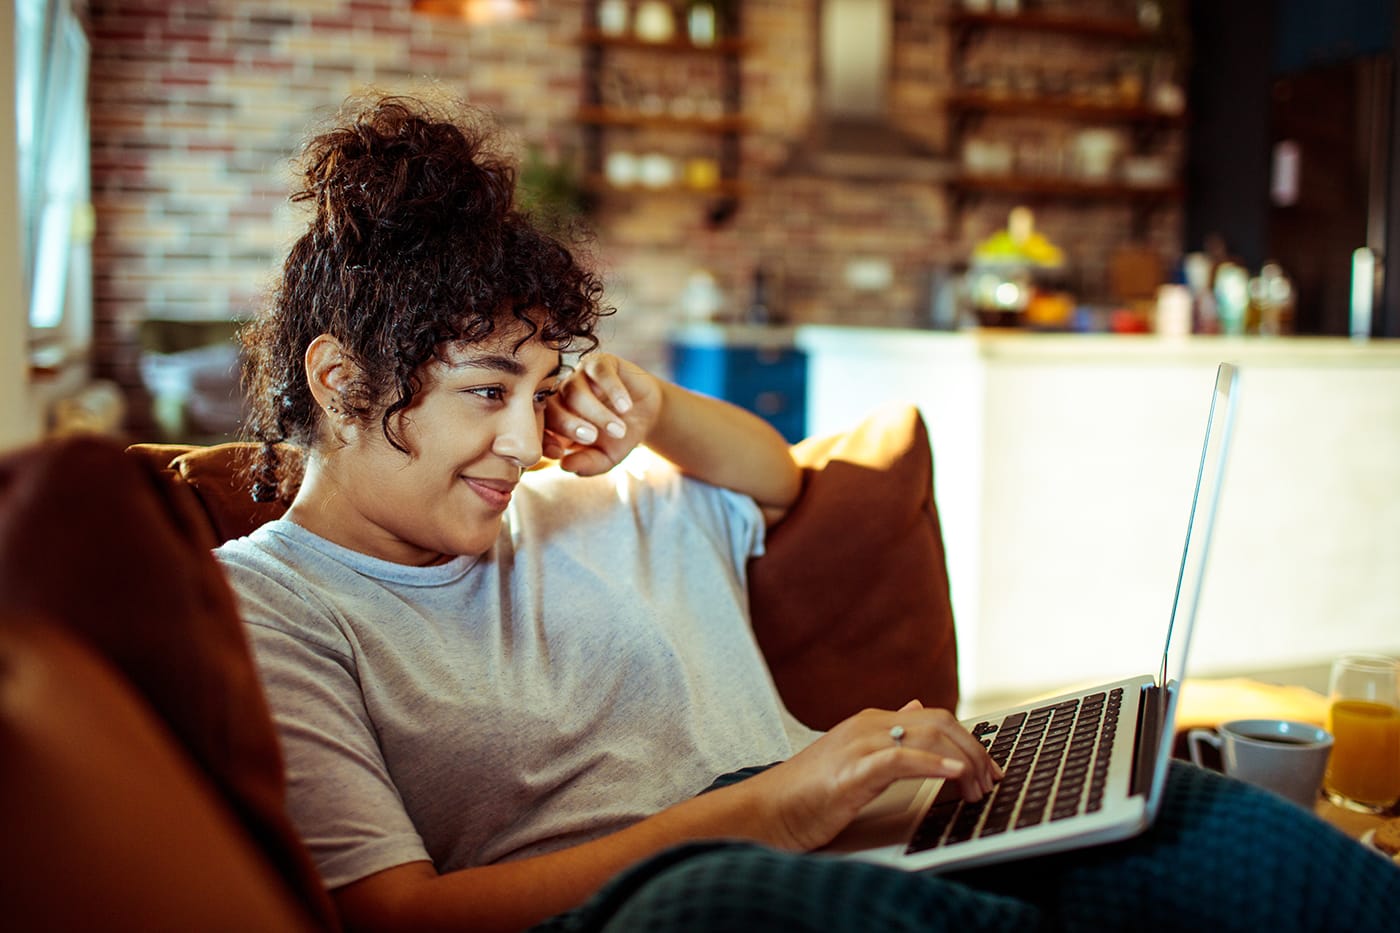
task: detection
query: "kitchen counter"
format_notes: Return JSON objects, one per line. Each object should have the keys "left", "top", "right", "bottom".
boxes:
{"left": 796, "top": 327, "right": 1400, "bottom": 712}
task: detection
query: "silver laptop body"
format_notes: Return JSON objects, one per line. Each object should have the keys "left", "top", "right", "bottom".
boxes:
{"left": 823, "top": 362, "right": 1240, "bottom": 873}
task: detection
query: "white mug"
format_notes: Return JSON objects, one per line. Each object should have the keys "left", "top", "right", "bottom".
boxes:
{"left": 1187, "top": 719, "right": 1333, "bottom": 810}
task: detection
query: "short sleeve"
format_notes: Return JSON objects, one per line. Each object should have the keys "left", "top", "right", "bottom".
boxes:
{"left": 221, "top": 558, "right": 433, "bottom": 890}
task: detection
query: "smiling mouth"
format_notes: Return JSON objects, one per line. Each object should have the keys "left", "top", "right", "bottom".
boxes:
{"left": 463, "top": 477, "right": 514, "bottom": 510}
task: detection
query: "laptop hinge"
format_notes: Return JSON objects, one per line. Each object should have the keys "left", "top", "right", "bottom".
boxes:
{"left": 1130, "top": 685, "right": 1164, "bottom": 797}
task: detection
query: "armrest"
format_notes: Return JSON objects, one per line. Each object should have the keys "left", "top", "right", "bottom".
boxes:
{"left": 0, "top": 619, "right": 318, "bottom": 932}
{"left": 0, "top": 436, "right": 337, "bottom": 930}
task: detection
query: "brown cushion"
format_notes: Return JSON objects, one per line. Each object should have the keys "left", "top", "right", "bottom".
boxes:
{"left": 749, "top": 403, "right": 960, "bottom": 730}
{"left": 0, "top": 618, "right": 315, "bottom": 932}
{"left": 0, "top": 437, "right": 337, "bottom": 931}
{"left": 126, "top": 441, "right": 288, "bottom": 542}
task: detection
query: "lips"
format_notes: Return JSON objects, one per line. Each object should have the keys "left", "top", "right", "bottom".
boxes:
{"left": 463, "top": 476, "right": 515, "bottom": 510}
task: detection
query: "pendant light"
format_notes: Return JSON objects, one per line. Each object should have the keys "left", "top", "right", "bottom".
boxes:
{"left": 411, "top": 0, "right": 535, "bottom": 25}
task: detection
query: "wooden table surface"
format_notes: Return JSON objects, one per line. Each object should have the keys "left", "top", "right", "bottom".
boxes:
{"left": 1313, "top": 797, "right": 1392, "bottom": 842}
{"left": 1175, "top": 677, "right": 1396, "bottom": 849}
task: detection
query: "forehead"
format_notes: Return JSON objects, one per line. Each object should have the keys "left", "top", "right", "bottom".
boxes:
{"left": 432, "top": 330, "right": 562, "bottom": 378}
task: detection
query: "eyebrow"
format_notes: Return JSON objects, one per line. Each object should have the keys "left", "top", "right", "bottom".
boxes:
{"left": 448, "top": 351, "right": 564, "bottom": 380}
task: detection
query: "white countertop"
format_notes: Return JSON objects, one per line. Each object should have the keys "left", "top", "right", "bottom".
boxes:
{"left": 798, "top": 327, "right": 1400, "bottom": 710}
{"left": 794, "top": 326, "right": 1400, "bottom": 368}
{"left": 670, "top": 323, "right": 802, "bottom": 350}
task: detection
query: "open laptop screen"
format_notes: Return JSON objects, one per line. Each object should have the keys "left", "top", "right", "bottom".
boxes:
{"left": 1145, "top": 362, "right": 1240, "bottom": 811}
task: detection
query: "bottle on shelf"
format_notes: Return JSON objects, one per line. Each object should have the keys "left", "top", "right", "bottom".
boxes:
{"left": 687, "top": 1, "right": 717, "bottom": 46}
{"left": 596, "top": 0, "right": 628, "bottom": 36}
{"left": 634, "top": 0, "right": 676, "bottom": 42}
{"left": 747, "top": 266, "right": 771, "bottom": 325}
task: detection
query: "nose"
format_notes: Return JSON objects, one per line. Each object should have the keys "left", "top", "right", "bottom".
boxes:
{"left": 491, "top": 400, "right": 544, "bottom": 469}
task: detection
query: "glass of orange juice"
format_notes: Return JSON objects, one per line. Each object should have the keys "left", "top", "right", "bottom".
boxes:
{"left": 1322, "top": 654, "right": 1400, "bottom": 814}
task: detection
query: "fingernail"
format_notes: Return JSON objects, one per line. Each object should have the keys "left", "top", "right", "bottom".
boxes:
{"left": 614, "top": 395, "right": 632, "bottom": 413}
{"left": 575, "top": 424, "right": 597, "bottom": 443}
{"left": 605, "top": 421, "right": 626, "bottom": 438}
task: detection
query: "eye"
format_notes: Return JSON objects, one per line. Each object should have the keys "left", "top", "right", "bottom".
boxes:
{"left": 465, "top": 386, "right": 506, "bottom": 402}
{"left": 533, "top": 386, "right": 558, "bottom": 408}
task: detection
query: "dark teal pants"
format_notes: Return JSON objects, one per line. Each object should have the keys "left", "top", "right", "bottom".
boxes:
{"left": 536, "top": 761, "right": 1400, "bottom": 932}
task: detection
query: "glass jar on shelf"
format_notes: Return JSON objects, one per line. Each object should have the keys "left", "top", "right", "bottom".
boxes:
{"left": 597, "top": 0, "right": 629, "bottom": 36}
{"left": 634, "top": 0, "right": 676, "bottom": 42}
{"left": 687, "top": 1, "right": 717, "bottom": 46}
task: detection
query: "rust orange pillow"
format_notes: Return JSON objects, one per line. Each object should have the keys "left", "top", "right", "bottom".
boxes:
{"left": 0, "top": 619, "right": 318, "bottom": 932}
{"left": 749, "top": 403, "right": 960, "bottom": 730}
{"left": 126, "top": 441, "right": 288, "bottom": 542}
{"left": 0, "top": 437, "right": 336, "bottom": 931}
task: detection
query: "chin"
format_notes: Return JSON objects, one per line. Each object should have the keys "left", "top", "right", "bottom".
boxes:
{"left": 449, "top": 523, "right": 504, "bottom": 558}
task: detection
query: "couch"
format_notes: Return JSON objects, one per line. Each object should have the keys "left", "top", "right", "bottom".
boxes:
{"left": 0, "top": 403, "right": 959, "bottom": 932}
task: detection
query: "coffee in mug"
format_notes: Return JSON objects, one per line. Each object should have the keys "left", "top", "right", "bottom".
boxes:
{"left": 1187, "top": 719, "right": 1333, "bottom": 810}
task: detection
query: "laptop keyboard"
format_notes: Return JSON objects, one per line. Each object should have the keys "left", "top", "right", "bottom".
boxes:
{"left": 906, "top": 688, "right": 1124, "bottom": 854}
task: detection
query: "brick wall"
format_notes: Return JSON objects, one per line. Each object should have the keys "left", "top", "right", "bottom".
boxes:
{"left": 86, "top": 0, "right": 1183, "bottom": 437}
{"left": 88, "top": 0, "right": 585, "bottom": 435}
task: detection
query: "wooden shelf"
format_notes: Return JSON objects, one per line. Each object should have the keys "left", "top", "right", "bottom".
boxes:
{"left": 578, "top": 3, "right": 747, "bottom": 222}
{"left": 943, "top": 7, "right": 1188, "bottom": 239}
{"left": 578, "top": 29, "right": 748, "bottom": 55}
{"left": 584, "top": 174, "right": 745, "bottom": 198}
{"left": 577, "top": 106, "right": 748, "bottom": 134}
{"left": 948, "top": 10, "right": 1160, "bottom": 43}
{"left": 953, "top": 173, "right": 1184, "bottom": 201}
{"left": 946, "top": 91, "right": 1186, "bottom": 126}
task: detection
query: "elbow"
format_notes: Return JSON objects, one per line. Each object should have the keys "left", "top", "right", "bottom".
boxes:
{"left": 760, "top": 456, "right": 804, "bottom": 527}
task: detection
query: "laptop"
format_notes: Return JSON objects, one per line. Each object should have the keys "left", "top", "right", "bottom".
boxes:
{"left": 823, "top": 361, "right": 1241, "bottom": 873}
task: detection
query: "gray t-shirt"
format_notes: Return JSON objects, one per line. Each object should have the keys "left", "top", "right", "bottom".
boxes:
{"left": 216, "top": 453, "right": 819, "bottom": 890}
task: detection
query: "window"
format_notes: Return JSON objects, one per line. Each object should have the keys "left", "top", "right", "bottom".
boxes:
{"left": 17, "top": 0, "right": 92, "bottom": 369}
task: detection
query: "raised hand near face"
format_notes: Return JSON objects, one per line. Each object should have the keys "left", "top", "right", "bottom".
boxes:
{"left": 543, "top": 353, "right": 663, "bottom": 476}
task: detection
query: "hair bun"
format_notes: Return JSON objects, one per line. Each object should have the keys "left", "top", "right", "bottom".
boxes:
{"left": 295, "top": 94, "right": 516, "bottom": 251}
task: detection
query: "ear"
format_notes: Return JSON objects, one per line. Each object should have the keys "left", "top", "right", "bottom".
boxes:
{"left": 304, "top": 334, "right": 357, "bottom": 413}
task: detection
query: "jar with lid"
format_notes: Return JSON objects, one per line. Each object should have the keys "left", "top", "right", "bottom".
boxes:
{"left": 634, "top": 0, "right": 676, "bottom": 42}
{"left": 596, "top": 0, "right": 628, "bottom": 35}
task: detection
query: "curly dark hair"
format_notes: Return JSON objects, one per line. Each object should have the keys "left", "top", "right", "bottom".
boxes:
{"left": 240, "top": 92, "right": 608, "bottom": 502}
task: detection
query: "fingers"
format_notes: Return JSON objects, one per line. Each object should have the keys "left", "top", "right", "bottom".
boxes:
{"left": 838, "top": 746, "right": 968, "bottom": 812}
{"left": 761, "top": 705, "right": 1004, "bottom": 852}
{"left": 542, "top": 430, "right": 568, "bottom": 461}
{"left": 547, "top": 354, "right": 632, "bottom": 446}
{"left": 875, "top": 707, "right": 1001, "bottom": 800}
{"left": 555, "top": 445, "right": 622, "bottom": 478}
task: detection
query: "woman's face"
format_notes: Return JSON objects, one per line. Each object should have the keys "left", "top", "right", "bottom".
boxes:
{"left": 324, "top": 330, "right": 562, "bottom": 566}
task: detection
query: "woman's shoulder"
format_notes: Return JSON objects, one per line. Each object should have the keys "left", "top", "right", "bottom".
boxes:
{"left": 215, "top": 518, "right": 315, "bottom": 576}
{"left": 215, "top": 520, "right": 361, "bottom": 654}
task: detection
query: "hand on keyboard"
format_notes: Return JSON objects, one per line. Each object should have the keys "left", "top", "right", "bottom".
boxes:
{"left": 736, "top": 700, "right": 1003, "bottom": 853}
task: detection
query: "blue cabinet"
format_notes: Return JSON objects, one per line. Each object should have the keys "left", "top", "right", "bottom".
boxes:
{"left": 669, "top": 329, "right": 807, "bottom": 443}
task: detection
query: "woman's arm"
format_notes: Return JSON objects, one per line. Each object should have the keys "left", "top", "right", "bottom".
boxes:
{"left": 333, "top": 703, "right": 999, "bottom": 933}
{"left": 544, "top": 353, "right": 802, "bottom": 523}
{"left": 333, "top": 775, "right": 769, "bottom": 933}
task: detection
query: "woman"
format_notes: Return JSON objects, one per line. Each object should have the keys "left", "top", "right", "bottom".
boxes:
{"left": 218, "top": 93, "right": 1397, "bottom": 933}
